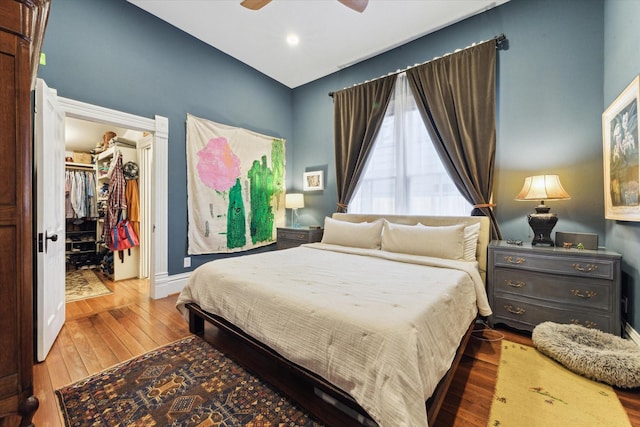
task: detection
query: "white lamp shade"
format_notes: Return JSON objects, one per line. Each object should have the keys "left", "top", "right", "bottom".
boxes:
{"left": 285, "top": 193, "right": 305, "bottom": 209}
{"left": 515, "top": 175, "right": 571, "bottom": 201}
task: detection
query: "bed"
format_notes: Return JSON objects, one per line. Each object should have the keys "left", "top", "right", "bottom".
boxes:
{"left": 177, "top": 213, "right": 492, "bottom": 427}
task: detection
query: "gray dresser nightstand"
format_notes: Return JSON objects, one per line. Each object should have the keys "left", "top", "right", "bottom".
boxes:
{"left": 487, "top": 240, "right": 622, "bottom": 335}
{"left": 276, "top": 227, "right": 324, "bottom": 250}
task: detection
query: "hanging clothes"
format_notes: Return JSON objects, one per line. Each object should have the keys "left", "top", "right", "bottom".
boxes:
{"left": 65, "top": 168, "right": 98, "bottom": 219}
{"left": 103, "top": 153, "right": 127, "bottom": 249}
{"left": 65, "top": 171, "right": 74, "bottom": 218}
{"left": 86, "top": 171, "right": 98, "bottom": 218}
{"left": 125, "top": 179, "right": 140, "bottom": 239}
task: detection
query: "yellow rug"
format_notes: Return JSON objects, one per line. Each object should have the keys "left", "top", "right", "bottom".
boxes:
{"left": 488, "top": 340, "right": 631, "bottom": 427}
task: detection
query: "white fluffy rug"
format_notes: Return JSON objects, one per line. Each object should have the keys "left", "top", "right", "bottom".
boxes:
{"left": 532, "top": 322, "right": 640, "bottom": 389}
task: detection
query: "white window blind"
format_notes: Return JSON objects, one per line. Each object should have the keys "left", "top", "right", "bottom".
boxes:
{"left": 349, "top": 73, "right": 471, "bottom": 215}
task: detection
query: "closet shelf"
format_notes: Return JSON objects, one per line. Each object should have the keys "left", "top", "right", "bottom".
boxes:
{"left": 66, "top": 249, "right": 96, "bottom": 255}
{"left": 65, "top": 161, "right": 94, "bottom": 170}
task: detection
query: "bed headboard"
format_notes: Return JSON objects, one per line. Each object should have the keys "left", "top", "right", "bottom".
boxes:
{"left": 331, "top": 213, "right": 491, "bottom": 284}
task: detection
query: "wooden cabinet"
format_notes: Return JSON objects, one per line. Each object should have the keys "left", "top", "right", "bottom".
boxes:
{"left": 276, "top": 227, "right": 323, "bottom": 250}
{"left": 0, "top": 1, "right": 50, "bottom": 425}
{"left": 488, "top": 240, "right": 622, "bottom": 335}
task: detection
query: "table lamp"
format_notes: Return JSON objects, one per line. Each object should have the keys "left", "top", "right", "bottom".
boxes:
{"left": 285, "top": 193, "right": 304, "bottom": 228}
{"left": 515, "top": 175, "right": 571, "bottom": 246}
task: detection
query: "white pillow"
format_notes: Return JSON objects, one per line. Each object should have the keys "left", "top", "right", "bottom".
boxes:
{"left": 381, "top": 220, "right": 465, "bottom": 260}
{"left": 321, "top": 217, "right": 383, "bottom": 249}
{"left": 463, "top": 222, "right": 481, "bottom": 262}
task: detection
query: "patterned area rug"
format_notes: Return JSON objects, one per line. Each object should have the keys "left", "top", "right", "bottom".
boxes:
{"left": 56, "top": 335, "right": 324, "bottom": 426}
{"left": 488, "top": 340, "right": 631, "bottom": 427}
{"left": 65, "top": 269, "right": 112, "bottom": 302}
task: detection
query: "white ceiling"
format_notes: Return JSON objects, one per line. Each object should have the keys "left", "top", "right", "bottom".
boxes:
{"left": 127, "top": 0, "right": 509, "bottom": 88}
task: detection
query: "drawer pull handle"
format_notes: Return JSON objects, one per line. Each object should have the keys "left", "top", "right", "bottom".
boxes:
{"left": 295, "top": 234, "right": 306, "bottom": 239}
{"left": 571, "top": 289, "right": 597, "bottom": 299}
{"left": 504, "top": 256, "right": 526, "bottom": 264}
{"left": 504, "top": 305, "right": 525, "bottom": 315}
{"left": 505, "top": 280, "right": 525, "bottom": 288}
{"left": 572, "top": 263, "right": 598, "bottom": 273}
{"left": 571, "top": 319, "right": 597, "bottom": 328}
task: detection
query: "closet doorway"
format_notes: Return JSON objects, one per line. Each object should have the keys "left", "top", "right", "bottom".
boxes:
{"left": 35, "top": 78, "right": 169, "bottom": 361}
{"left": 64, "top": 118, "right": 147, "bottom": 296}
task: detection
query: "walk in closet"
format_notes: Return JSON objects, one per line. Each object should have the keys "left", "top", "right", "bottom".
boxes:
{"left": 64, "top": 119, "right": 145, "bottom": 281}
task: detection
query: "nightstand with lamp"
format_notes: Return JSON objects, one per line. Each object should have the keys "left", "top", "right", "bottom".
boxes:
{"left": 488, "top": 174, "right": 622, "bottom": 335}
{"left": 278, "top": 193, "right": 323, "bottom": 249}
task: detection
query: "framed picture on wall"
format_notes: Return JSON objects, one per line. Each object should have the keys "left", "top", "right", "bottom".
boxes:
{"left": 602, "top": 75, "right": 640, "bottom": 221}
{"left": 303, "top": 170, "right": 324, "bottom": 191}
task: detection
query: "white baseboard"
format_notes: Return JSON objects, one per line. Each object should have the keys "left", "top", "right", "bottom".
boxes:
{"left": 152, "top": 272, "right": 191, "bottom": 299}
{"left": 624, "top": 322, "right": 640, "bottom": 347}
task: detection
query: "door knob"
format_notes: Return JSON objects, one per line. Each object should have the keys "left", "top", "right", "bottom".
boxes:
{"left": 38, "top": 231, "right": 59, "bottom": 253}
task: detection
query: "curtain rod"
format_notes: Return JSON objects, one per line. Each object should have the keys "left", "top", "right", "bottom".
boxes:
{"left": 328, "top": 33, "right": 507, "bottom": 98}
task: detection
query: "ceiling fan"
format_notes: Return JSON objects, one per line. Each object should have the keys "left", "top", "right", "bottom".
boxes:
{"left": 241, "top": 0, "right": 368, "bottom": 13}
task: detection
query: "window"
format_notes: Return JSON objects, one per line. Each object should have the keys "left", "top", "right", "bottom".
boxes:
{"left": 349, "top": 73, "right": 471, "bottom": 215}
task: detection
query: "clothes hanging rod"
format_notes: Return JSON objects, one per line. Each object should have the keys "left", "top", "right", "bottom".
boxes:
{"left": 328, "top": 33, "right": 507, "bottom": 98}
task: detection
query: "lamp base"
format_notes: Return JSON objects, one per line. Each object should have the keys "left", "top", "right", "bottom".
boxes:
{"left": 292, "top": 208, "right": 300, "bottom": 228}
{"left": 527, "top": 210, "right": 558, "bottom": 246}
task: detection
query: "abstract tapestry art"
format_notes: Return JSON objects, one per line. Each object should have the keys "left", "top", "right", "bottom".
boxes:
{"left": 186, "top": 114, "right": 285, "bottom": 254}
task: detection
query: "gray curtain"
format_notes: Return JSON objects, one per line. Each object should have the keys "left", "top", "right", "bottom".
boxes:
{"left": 406, "top": 40, "right": 502, "bottom": 239}
{"left": 333, "top": 75, "right": 396, "bottom": 212}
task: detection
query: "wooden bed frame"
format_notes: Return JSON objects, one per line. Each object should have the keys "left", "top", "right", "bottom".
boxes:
{"left": 185, "top": 214, "right": 490, "bottom": 426}
{"left": 186, "top": 302, "right": 475, "bottom": 426}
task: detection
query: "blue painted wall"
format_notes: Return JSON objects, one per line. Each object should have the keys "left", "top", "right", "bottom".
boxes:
{"left": 38, "top": 0, "right": 293, "bottom": 273}
{"left": 603, "top": 0, "right": 640, "bottom": 331}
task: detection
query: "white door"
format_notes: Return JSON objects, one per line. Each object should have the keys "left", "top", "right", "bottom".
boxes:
{"left": 35, "top": 78, "right": 66, "bottom": 361}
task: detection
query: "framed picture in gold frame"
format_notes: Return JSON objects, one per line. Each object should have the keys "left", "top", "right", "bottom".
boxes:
{"left": 602, "top": 75, "right": 640, "bottom": 221}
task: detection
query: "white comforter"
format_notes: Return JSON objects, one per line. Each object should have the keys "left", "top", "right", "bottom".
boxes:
{"left": 176, "top": 243, "right": 492, "bottom": 427}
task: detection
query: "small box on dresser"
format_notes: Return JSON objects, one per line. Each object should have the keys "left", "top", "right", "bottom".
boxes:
{"left": 276, "top": 227, "right": 323, "bottom": 250}
{"left": 487, "top": 240, "right": 622, "bottom": 335}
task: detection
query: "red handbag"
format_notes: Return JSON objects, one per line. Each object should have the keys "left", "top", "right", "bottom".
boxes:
{"left": 110, "top": 219, "right": 139, "bottom": 251}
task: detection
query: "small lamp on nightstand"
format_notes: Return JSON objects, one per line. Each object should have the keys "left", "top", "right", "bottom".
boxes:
{"left": 515, "top": 175, "right": 571, "bottom": 246}
{"left": 285, "top": 193, "right": 304, "bottom": 228}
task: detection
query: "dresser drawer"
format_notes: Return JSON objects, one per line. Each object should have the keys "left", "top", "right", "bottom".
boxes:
{"left": 278, "top": 229, "right": 315, "bottom": 241}
{"left": 492, "top": 295, "right": 613, "bottom": 333}
{"left": 276, "top": 239, "right": 305, "bottom": 250}
{"left": 492, "top": 250, "right": 615, "bottom": 280}
{"left": 492, "top": 268, "right": 612, "bottom": 311}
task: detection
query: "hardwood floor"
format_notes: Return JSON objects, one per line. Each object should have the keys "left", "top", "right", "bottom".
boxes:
{"left": 32, "top": 276, "right": 640, "bottom": 426}
{"left": 33, "top": 273, "right": 191, "bottom": 427}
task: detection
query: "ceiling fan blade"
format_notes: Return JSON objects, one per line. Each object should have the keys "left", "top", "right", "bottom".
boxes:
{"left": 338, "top": 0, "right": 368, "bottom": 13}
{"left": 240, "top": 0, "right": 271, "bottom": 10}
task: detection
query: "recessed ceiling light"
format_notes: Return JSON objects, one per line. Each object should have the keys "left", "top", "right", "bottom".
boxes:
{"left": 286, "top": 33, "right": 299, "bottom": 46}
